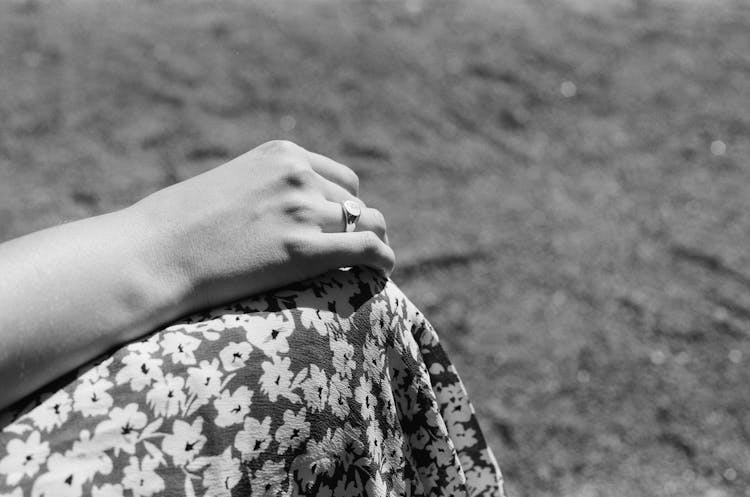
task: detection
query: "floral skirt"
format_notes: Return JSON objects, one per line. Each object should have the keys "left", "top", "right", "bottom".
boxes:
{"left": 0, "top": 267, "right": 504, "bottom": 497}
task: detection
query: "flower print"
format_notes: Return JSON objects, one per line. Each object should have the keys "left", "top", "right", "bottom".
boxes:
{"left": 289, "top": 426, "right": 348, "bottom": 493}
{"left": 93, "top": 403, "right": 147, "bottom": 456}
{"left": 31, "top": 430, "right": 113, "bottom": 496}
{"left": 30, "top": 452, "right": 85, "bottom": 497}
{"left": 379, "top": 380, "right": 397, "bottom": 427}
{"left": 66, "top": 429, "right": 114, "bottom": 482}
{"left": 330, "top": 339, "right": 356, "bottom": 379}
{"left": 122, "top": 455, "right": 164, "bottom": 497}
{"left": 365, "top": 471, "right": 387, "bottom": 497}
{"left": 0, "top": 431, "right": 50, "bottom": 486}
{"left": 362, "top": 338, "right": 385, "bottom": 378}
{"left": 126, "top": 339, "right": 159, "bottom": 355}
{"left": 426, "top": 440, "right": 452, "bottom": 466}
{"left": 411, "top": 426, "right": 431, "bottom": 450}
{"left": 381, "top": 429, "right": 403, "bottom": 475}
{"left": 250, "top": 460, "right": 288, "bottom": 497}
{"left": 146, "top": 373, "right": 185, "bottom": 418}
{"left": 419, "top": 462, "right": 440, "bottom": 494}
{"left": 25, "top": 390, "right": 72, "bottom": 432}
{"left": 213, "top": 385, "right": 253, "bottom": 428}
{"left": 275, "top": 408, "right": 310, "bottom": 454}
{"left": 434, "top": 382, "right": 473, "bottom": 423}
{"left": 366, "top": 422, "right": 384, "bottom": 460}
{"left": 115, "top": 352, "right": 164, "bottom": 392}
{"left": 300, "top": 364, "right": 328, "bottom": 412}
{"left": 78, "top": 357, "right": 113, "bottom": 384}
{"left": 200, "top": 447, "right": 242, "bottom": 497}
{"left": 369, "top": 299, "right": 392, "bottom": 341}
{"left": 161, "top": 417, "right": 206, "bottom": 467}
{"left": 185, "top": 359, "right": 224, "bottom": 414}
{"left": 465, "top": 465, "right": 499, "bottom": 497}
{"left": 327, "top": 373, "right": 352, "bottom": 419}
{"left": 447, "top": 420, "right": 477, "bottom": 451}
{"left": 234, "top": 416, "right": 271, "bottom": 462}
{"left": 91, "top": 484, "right": 125, "bottom": 497}
{"left": 245, "top": 313, "right": 293, "bottom": 358}
{"left": 354, "top": 375, "right": 377, "bottom": 421}
{"left": 259, "top": 355, "right": 301, "bottom": 403}
{"left": 219, "top": 341, "right": 253, "bottom": 372}
{"left": 442, "top": 464, "right": 467, "bottom": 497}
{"left": 459, "top": 452, "right": 475, "bottom": 472}
{"left": 73, "top": 378, "right": 114, "bottom": 418}
{"left": 160, "top": 331, "right": 200, "bottom": 365}
{"left": 299, "top": 307, "right": 329, "bottom": 335}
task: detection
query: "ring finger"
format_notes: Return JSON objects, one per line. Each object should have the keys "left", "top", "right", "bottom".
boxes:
{"left": 318, "top": 200, "right": 388, "bottom": 242}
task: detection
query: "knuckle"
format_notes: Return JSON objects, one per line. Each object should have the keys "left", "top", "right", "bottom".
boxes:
{"left": 283, "top": 233, "right": 315, "bottom": 260}
{"left": 281, "top": 166, "right": 314, "bottom": 189}
{"left": 361, "top": 231, "right": 382, "bottom": 253}
{"left": 259, "top": 139, "right": 302, "bottom": 156}
{"left": 370, "top": 208, "right": 387, "bottom": 236}
{"left": 280, "top": 194, "right": 315, "bottom": 222}
{"left": 346, "top": 169, "right": 360, "bottom": 194}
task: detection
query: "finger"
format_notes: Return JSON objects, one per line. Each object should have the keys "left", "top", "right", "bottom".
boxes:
{"left": 317, "top": 201, "right": 387, "bottom": 241}
{"left": 307, "top": 231, "right": 395, "bottom": 276}
{"left": 314, "top": 173, "right": 363, "bottom": 205}
{"left": 305, "top": 151, "right": 359, "bottom": 196}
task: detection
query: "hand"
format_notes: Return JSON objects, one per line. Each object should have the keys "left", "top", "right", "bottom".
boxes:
{"left": 129, "top": 140, "right": 394, "bottom": 313}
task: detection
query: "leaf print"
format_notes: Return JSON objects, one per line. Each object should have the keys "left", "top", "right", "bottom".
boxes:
{"left": 0, "top": 431, "right": 49, "bottom": 486}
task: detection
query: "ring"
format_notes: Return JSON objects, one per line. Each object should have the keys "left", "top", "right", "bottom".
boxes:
{"left": 341, "top": 200, "right": 361, "bottom": 232}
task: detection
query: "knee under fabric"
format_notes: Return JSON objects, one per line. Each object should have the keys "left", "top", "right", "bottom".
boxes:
{"left": 0, "top": 267, "right": 505, "bottom": 497}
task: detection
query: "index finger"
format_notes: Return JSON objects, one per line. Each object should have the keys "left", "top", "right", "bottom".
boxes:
{"left": 305, "top": 151, "right": 359, "bottom": 196}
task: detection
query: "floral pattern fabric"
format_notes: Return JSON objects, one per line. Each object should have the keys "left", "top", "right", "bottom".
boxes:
{"left": 0, "top": 267, "right": 504, "bottom": 497}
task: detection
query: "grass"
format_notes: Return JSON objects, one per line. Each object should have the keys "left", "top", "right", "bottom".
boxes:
{"left": 2, "top": 0, "right": 750, "bottom": 495}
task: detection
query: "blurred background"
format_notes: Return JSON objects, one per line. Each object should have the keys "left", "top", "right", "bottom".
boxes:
{"left": 1, "top": 0, "right": 750, "bottom": 495}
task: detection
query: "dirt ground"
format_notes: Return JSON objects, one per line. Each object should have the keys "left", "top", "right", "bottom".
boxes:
{"left": 1, "top": 0, "right": 750, "bottom": 495}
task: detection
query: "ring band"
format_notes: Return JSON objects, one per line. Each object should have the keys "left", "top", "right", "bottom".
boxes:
{"left": 341, "top": 200, "right": 361, "bottom": 232}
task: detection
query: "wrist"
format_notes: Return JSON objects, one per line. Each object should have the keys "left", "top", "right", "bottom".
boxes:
{"left": 112, "top": 203, "right": 195, "bottom": 338}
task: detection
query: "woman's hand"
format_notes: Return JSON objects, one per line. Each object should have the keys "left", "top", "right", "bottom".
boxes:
{"left": 128, "top": 140, "right": 394, "bottom": 314}
{"left": 0, "top": 140, "right": 393, "bottom": 410}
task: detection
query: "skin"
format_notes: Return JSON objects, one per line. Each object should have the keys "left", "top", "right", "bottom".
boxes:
{"left": 0, "top": 140, "right": 394, "bottom": 411}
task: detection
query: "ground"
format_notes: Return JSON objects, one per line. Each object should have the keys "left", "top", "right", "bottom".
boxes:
{"left": 1, "top": 1, "right": 749, "bottom": 496}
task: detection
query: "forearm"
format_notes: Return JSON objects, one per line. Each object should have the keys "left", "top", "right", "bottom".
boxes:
{"left": 0, "top": 206, "right": 189, "bottom": 410}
